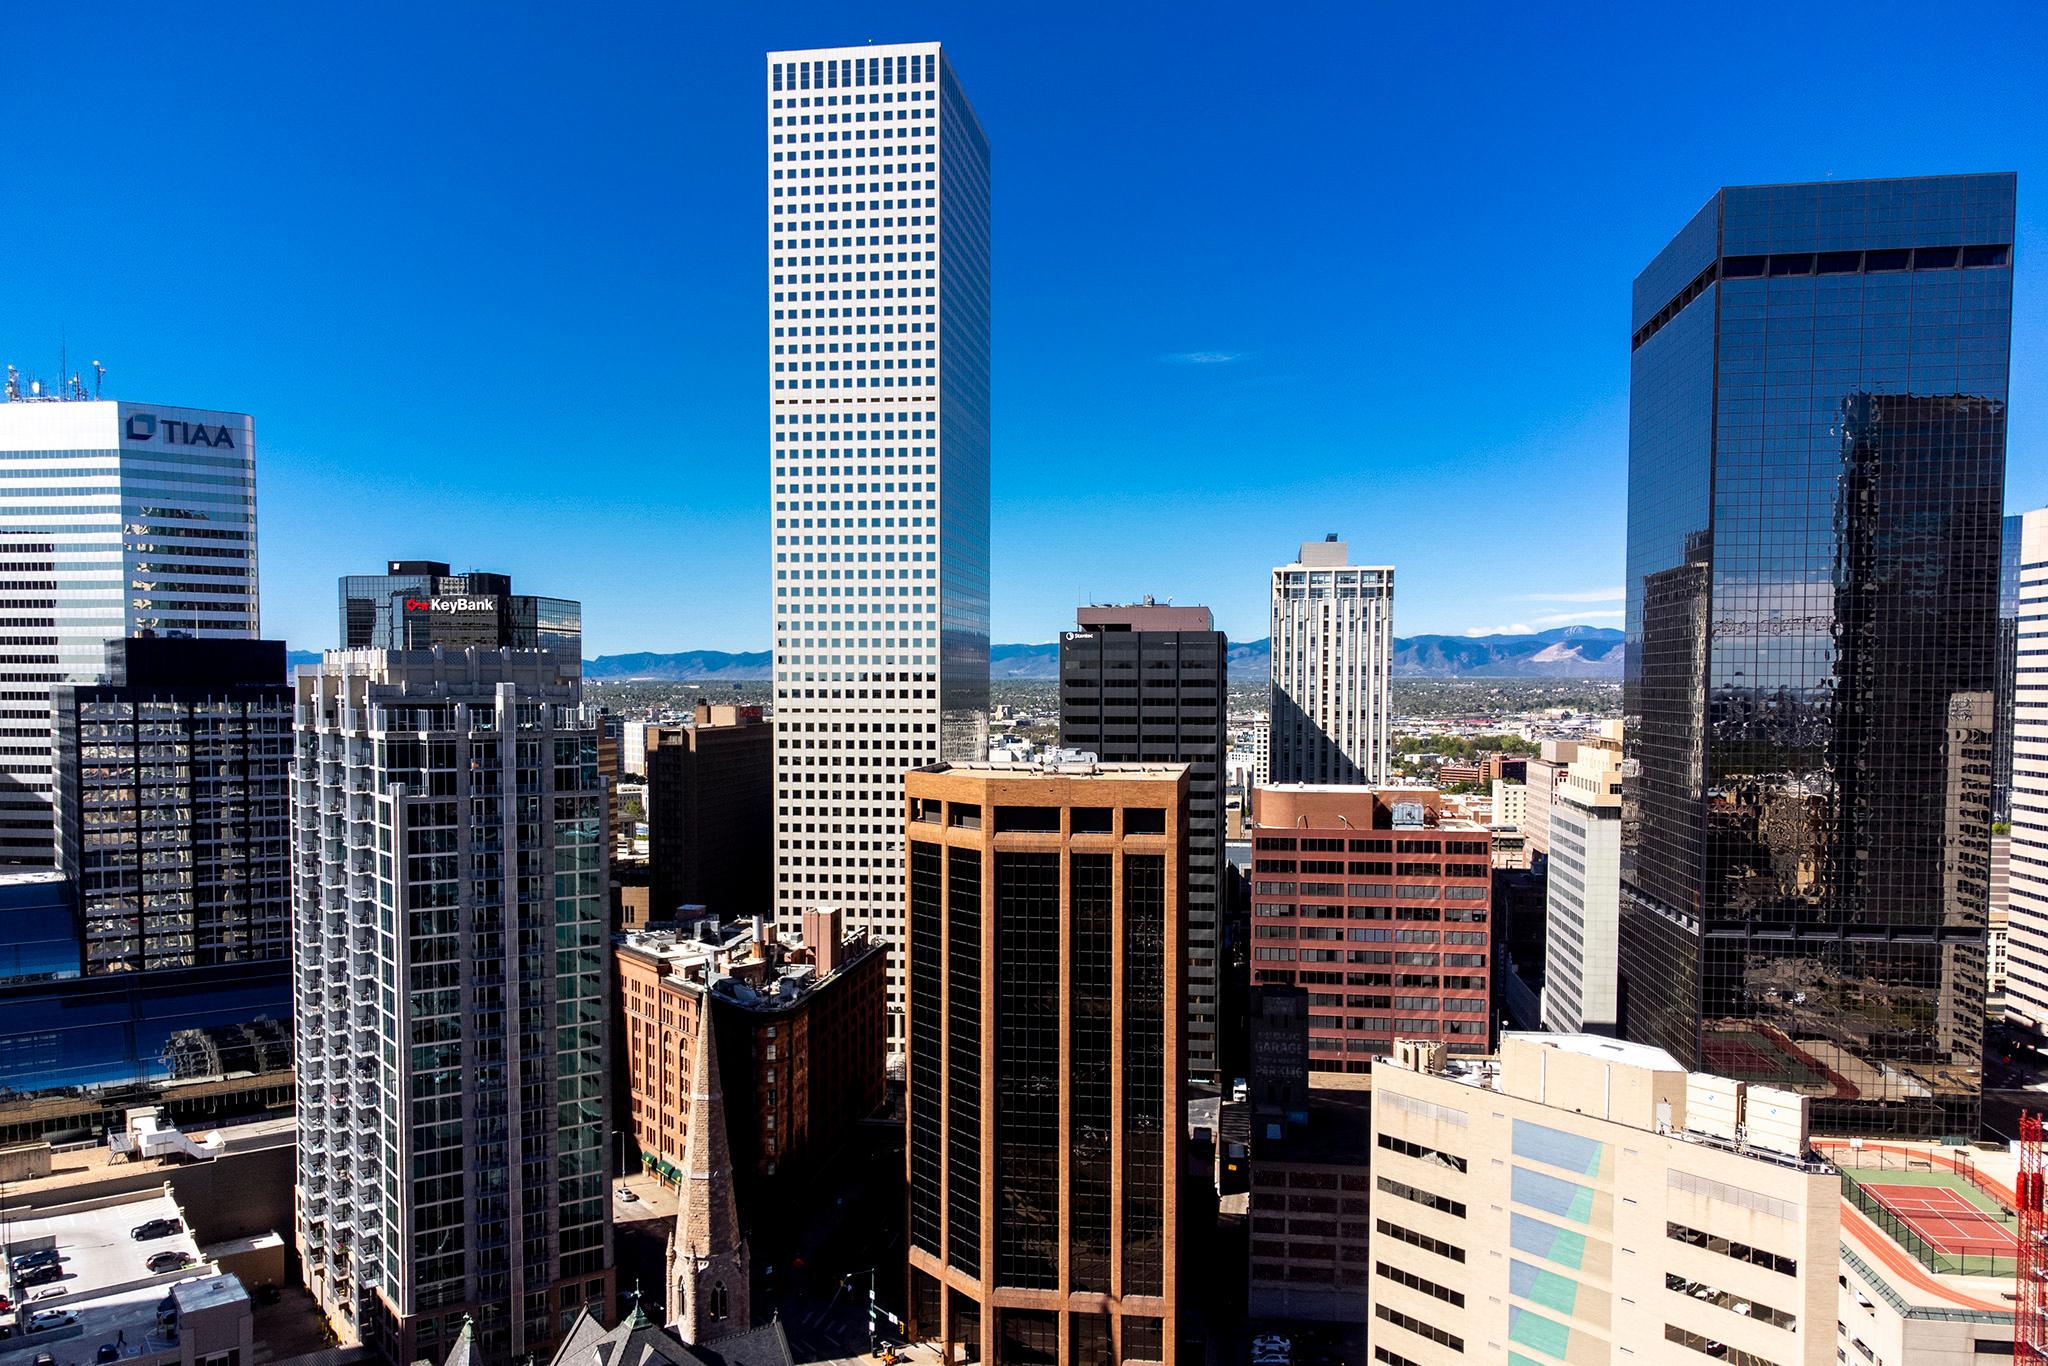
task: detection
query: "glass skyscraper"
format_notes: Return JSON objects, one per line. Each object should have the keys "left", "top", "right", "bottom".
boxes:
{"left": 1618, "top": 174, "right": 2015, "bottom": 1137}
{"left": 767, "top": 43, "right": 991, "bottom": 1042}
{"left": 0, "top": 397, "right": 258, "bottom": 864}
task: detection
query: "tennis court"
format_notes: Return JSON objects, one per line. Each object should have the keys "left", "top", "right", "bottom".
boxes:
{"left": 1861, "top": 1183, "right": 2018, "bottom": 1258}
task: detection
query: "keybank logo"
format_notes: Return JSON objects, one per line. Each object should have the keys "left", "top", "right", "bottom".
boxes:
{"left": 405, "top": 596, "right": 497, "bottom": 614}
{"left": 124, "top": 412, "right": 237, "bottom": 448}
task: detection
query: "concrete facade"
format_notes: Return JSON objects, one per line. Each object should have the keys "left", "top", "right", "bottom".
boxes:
{"left": 1268, "top": 540, "right": 1392, "bottom": 786}
{"left": 769, "top": 43, "right": 993, "bottom": 1045}
{"left": 1368, "top": 1034, "right": 1841, "bottom": 1366}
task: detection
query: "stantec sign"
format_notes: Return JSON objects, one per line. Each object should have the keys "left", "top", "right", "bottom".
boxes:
{"left": 124, "top": 413, "right": 237, "bottom": 448}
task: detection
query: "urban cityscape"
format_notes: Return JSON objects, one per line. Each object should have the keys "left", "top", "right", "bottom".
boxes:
{"left": 4, "top": 10, "right": 2047, "bottom": 1366}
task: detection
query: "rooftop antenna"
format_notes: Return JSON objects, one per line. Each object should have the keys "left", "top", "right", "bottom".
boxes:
{"left": 92, "top": 361, "right": 105, "bottom": 399}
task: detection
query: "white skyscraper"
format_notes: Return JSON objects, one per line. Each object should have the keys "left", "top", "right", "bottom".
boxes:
{"left": 1540, "top": 721, "right": 1624, "bottom": 1034}
{"left": 767, "top": 42, "right": 991, "bottom": 1042}
{"left": 0, "top": 392, "right": 258, "bottom": 863}
{"left": 1267, "top": 538, "right": 1392, "bottom": 784}
{"left": 2005, "top": 509, "right": 2048, "bottom": 1032}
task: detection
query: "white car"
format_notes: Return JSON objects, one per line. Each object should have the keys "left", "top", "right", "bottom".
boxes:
{"left": 27, "top": 1286, "right": 68, "bottom": 1303}
{"left": 27, "top": 1309, "right": 77, "bottom": 1332}
{"left": 615, "top": 1188, "right": 639, "bottom": 1203}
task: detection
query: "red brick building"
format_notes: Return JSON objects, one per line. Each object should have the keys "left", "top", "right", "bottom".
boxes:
{"left": 1248, "top": 785, "right": 1493, "bottom": 1073}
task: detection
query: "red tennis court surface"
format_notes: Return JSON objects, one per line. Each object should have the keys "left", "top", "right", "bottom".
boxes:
{"left": 1863, "top": 1183, "right": 2019, "bottom": 1257}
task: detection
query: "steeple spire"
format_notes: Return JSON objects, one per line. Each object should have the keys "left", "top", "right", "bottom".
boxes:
{"left": 670, "top": 1001, "right": 749, "bottom": 1345}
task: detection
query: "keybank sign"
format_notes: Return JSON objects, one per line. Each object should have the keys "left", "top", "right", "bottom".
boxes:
{"left": 404, "top": 596, "right": 498, "bottom": 614}
{"left": 124, "top": 412, "right": 237, "bottom": 448}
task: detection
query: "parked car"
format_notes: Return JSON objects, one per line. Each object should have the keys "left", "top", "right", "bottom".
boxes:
{"left": 97, "top": 1345, "right": 121, "bottom": 1362}
{"left": 615, "top": 1188, "right": 639, "bottom": 1203}
{"left": 145, "top": 1251, "right": 194, "bottom": 1274}
{"left": 27, "top": 1287, "right": 68, "bottom": 1303}
{"left": 130, "top": 1219, "right": 181, "bottom": 1241}
{"left": 26, "top": 1310, "right": 77, "bottom": 1333}
{"left": 10, "top": 1250, "right": 59, "bottom": 1272}
{"left": 32, "top": 1353, "right": 55, "bottom": 1366}
{"left": 15, "top": 1265, "right": 62, "bottom": 1288}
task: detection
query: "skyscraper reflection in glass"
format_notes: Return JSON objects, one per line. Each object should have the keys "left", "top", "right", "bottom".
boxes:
{"left": 1619, "top": 175, "right": 2014, "bottom": 1137}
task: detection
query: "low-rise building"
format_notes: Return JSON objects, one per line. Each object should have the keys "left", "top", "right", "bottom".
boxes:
{"left": 1245, "top": 1080, "right": 1373, "bottom": 1323}
{"left": 0, "top": 1185, "right": 253, "bottom": 1366}
{"left": 616, "top": 910, "right": 886, "bottom": 1191}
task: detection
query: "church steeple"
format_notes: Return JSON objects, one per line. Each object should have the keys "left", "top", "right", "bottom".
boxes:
{"left": 670, "top": 1000, "right": 749, "bottom": 1345}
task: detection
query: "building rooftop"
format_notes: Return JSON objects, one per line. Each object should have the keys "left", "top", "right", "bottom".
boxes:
{"left": 617, "top": 917, "right": 880, "bottom": 1013}
{"left": 0, "top": 1186, "right": 242, "bottom": 1365}
{"left": 919, "top": 759, "right": 1189, "bottom": 780}
{"left": 1505, "top": 1030, "right": 1687, "bottom": 1073}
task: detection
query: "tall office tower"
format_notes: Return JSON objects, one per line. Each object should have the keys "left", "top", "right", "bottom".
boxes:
{"left": 646, "top": 705, "right": 773, "bottom": 920}
{"left": 1061, "top": 601, "right": 1226, "bottom": 1083}
{"left": 767, "top": 42, "right": 992, "bottom": 1041}
{"left": 2003, "top": 510, "right": 2048, "bottom": 1033}
{"left": 1367, "top": 1034, "right": 1842, "bottom": 1366}
{"left": 292, "top": 641, "right": 612, "bottom": 1364}
{"left": 1539, "top": 723, "right": 1623, "bottom": 1034}
{"left": 0, "top": 393, "right": 257, "bottom": 864}
{"left": 903, "top": 761, "right": 1186, "bottom": 1366}
{"left": 337, "top": 560, "right": 581, "bottom": 654}
{"left": 53, "top": 637, "right": 291, "bottom": 976}
{"left": 1618, "top": 175, "right": 2014, "bottom": 1137}
{"left": 1267, "top": 538, "right": 1392, "bottom": 785}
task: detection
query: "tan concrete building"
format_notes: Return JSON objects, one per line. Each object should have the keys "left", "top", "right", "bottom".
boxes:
{"left": 1368, "top": 1033, "right": 1841, "bottom": 1366}
{"left": 904, "top": 760, "right": 1188, "bottom": 1366}
{"left": 1522, "top": 740, "right": 1580, "bottom": 860}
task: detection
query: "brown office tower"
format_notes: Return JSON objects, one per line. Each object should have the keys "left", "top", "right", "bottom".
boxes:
{"left": 904, "top": 760, "right": 1188, "bottom": 1366}
{"left": 647, "top": 705, "right": 772, "bottom": 920}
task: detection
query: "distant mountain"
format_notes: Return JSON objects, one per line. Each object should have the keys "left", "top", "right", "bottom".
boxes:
{"left": 287, "top": 649, "right": 322, "bottom": 670}
{"left": 560, "top": 626, "right": 1623, "bottom": 683}
{"left": 583, "top": 649, "right": 772, "bottom": 681}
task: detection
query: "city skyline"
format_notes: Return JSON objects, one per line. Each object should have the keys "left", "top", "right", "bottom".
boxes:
{"left": 9, "top": 2, "right": 2045, "bottom": 657}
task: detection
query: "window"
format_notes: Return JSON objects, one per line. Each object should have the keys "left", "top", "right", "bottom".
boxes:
{"left": 1376, "top": 1175, "right": 1464, "bottom": 1218}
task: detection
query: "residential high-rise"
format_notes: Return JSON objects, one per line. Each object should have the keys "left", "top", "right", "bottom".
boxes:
{"left": 0, "top": 393, "right": 258, "bottom": 864}
{"left": 1618, "top": 174, "right": 2014, "bottom": 1136}
{"left": 1061, "top": 600, "right": 1226, "bottom": 1082}
{"left": 1367, "top": 1033, "right": 1842, "bottom": 1366}
{"left": 1267, "top": 538, "right": 1392, "bottom": 785}
{"left": 53, "top": 637, "right": 291, "bottom": 976}
{"left": 645, "top": 705, "right": 773, "bottom": 921}
{"left": 767, "top": 43, "right": 992, "bottom": 1042}
{"left": 2004, "top": 509, "right": 2048, "bottom": 1034}
{"left": 1539, "top": 723, "right": 1623, "bottom": 1034}
{"left": 1246, "top": 785, "right": 1493, "bottom": 1071}
{"left": 292, "top": 638, "right": 612, "bottom": 1364}
{"left": 903, "top": 760, "right": 1186, "bottom": 1366}
{"left": 1521, "top": 738, "right": 1579, "bottom": 859}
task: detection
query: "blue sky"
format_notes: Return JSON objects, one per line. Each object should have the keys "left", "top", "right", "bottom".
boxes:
{"left": 8, "top": 1, "right": 2047, "bottom": 655}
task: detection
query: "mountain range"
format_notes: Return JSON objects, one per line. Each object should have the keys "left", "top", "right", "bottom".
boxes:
{"left": 292, "top": 627, "right": 1624, "bottom": 682}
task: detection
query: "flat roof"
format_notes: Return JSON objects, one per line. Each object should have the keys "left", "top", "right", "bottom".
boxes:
{"left": 918, "top": 761, "right": 1188, "bottom": 779}
{"left": 0, "top": 1187, "right": 241, "bottom": 1363}
{"left": 1505, "top": 1031, "right": 1686, "bottom": 1072}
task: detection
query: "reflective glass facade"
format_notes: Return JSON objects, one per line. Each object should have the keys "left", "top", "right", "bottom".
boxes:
{"left": 1620, "top": 175, "right": 2015, "bottom": 1137}
{"left": 0, "top": 399, "right": 258, "bottom": 864}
